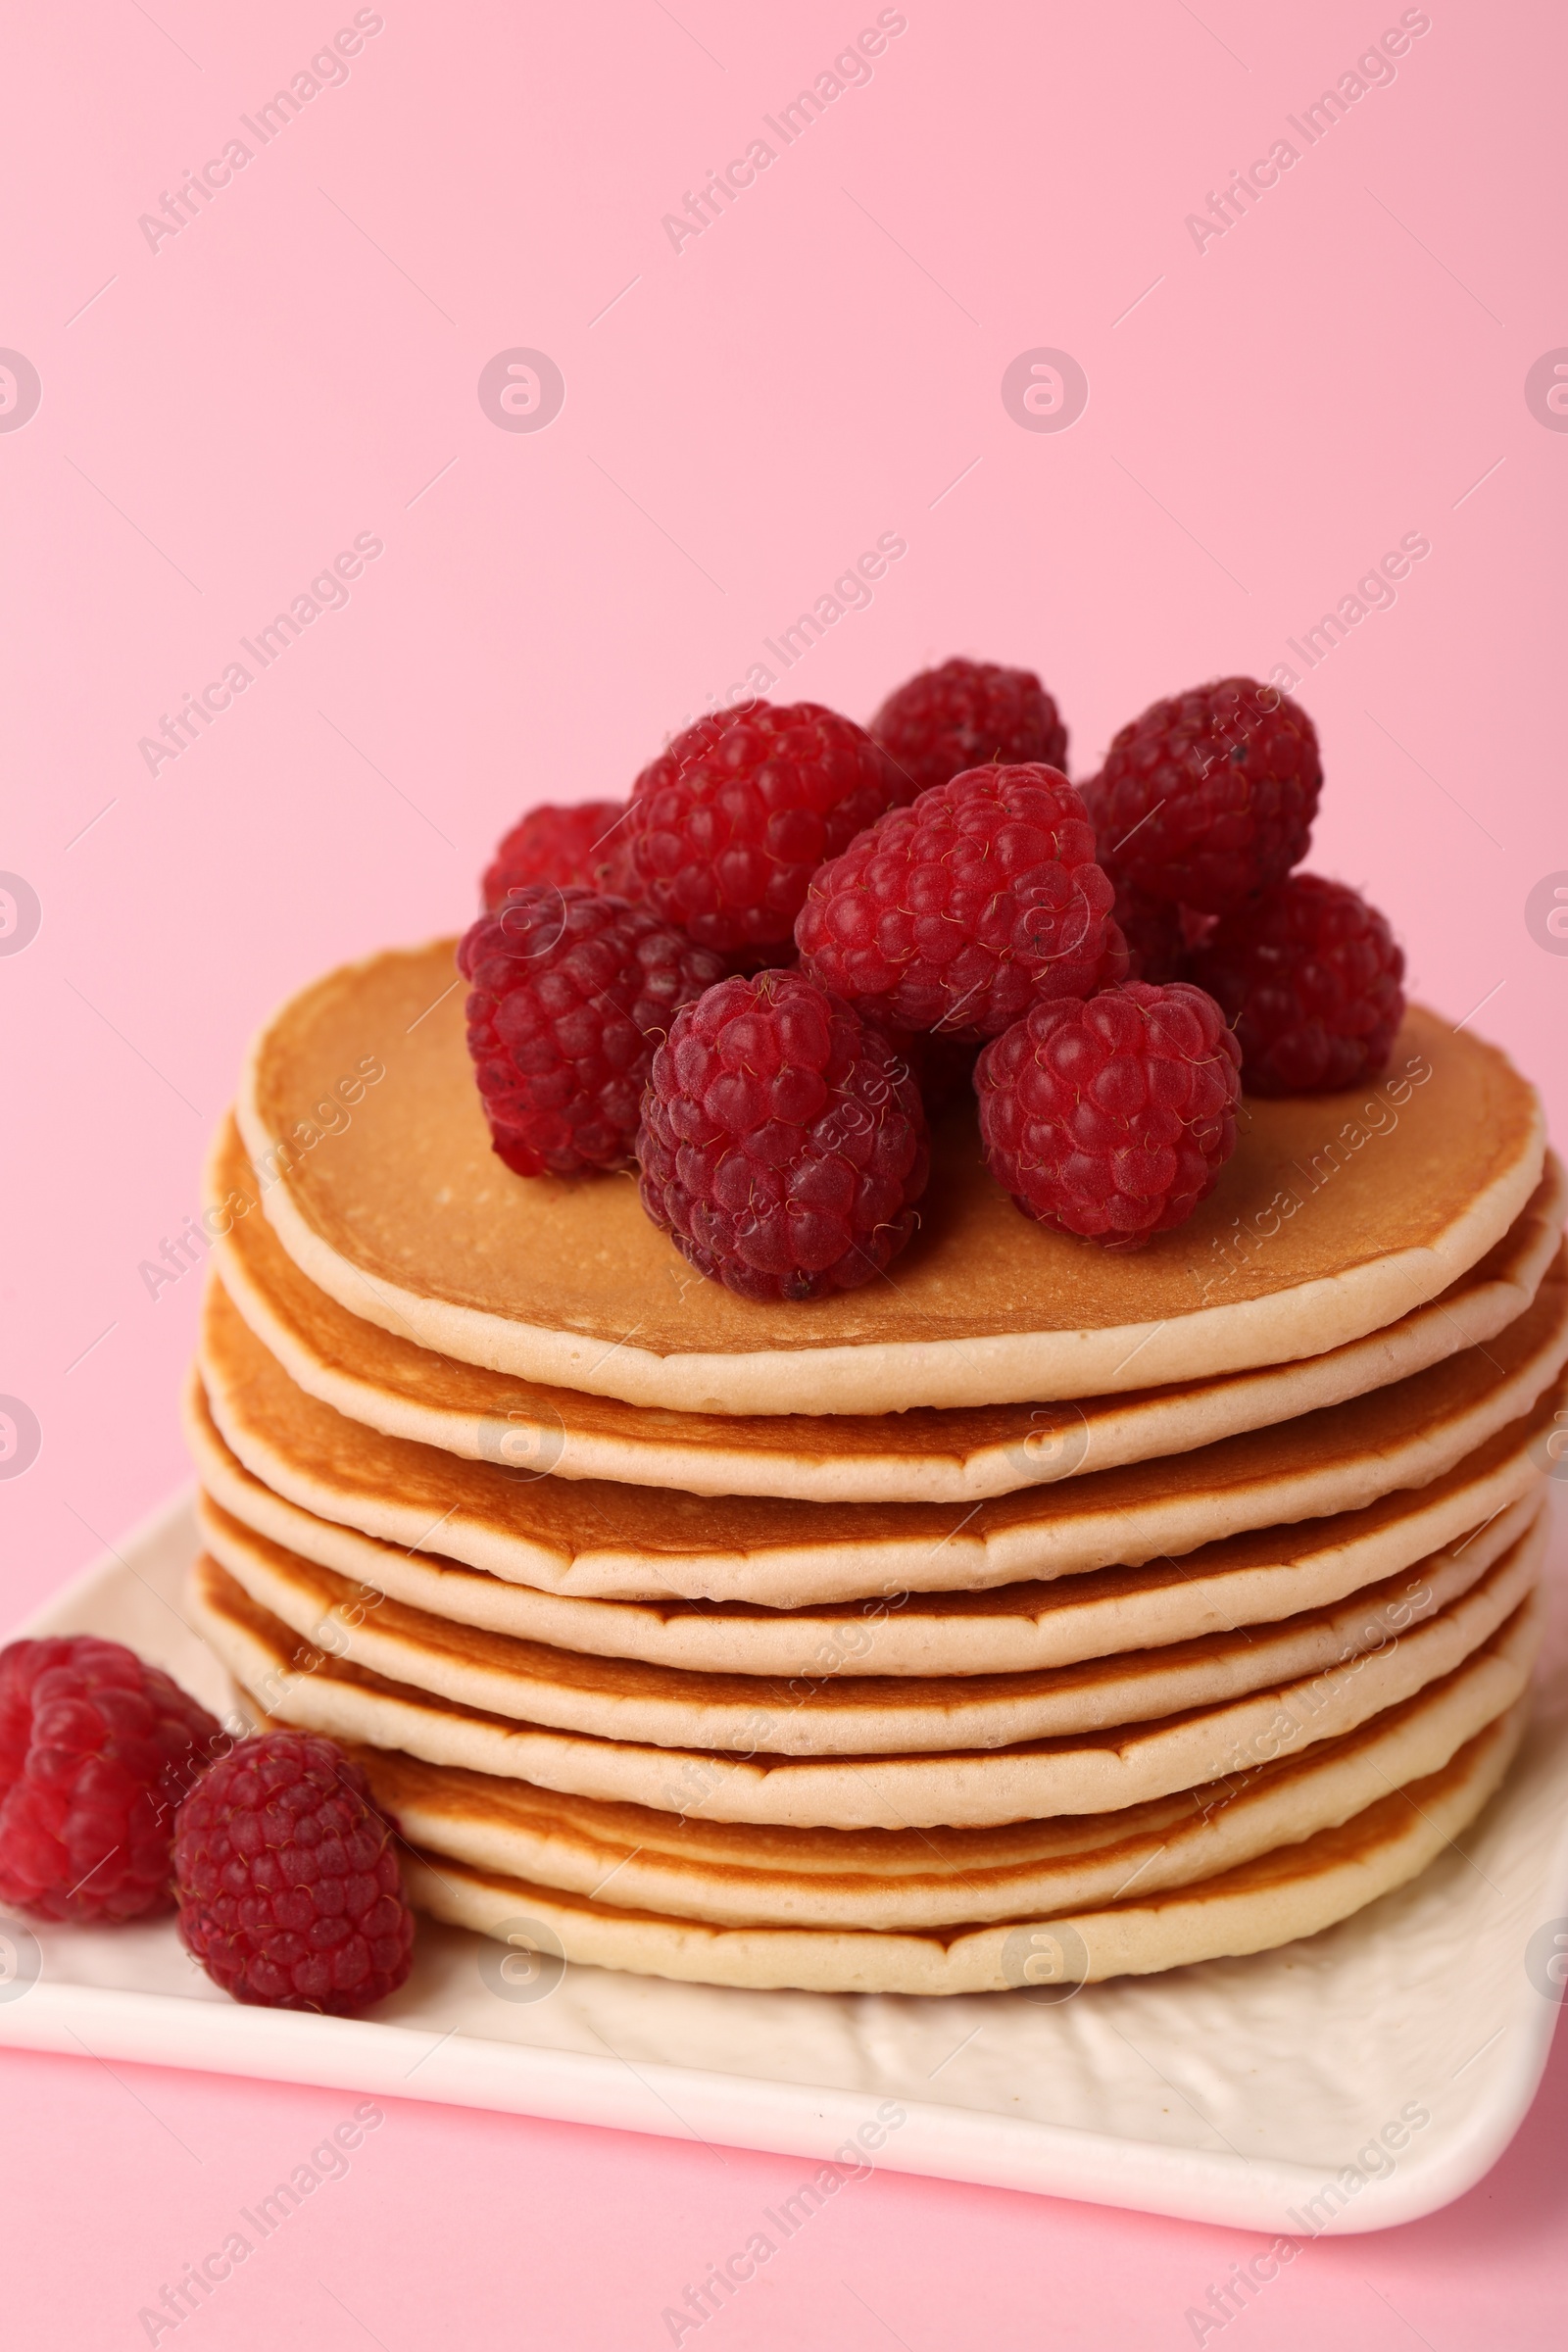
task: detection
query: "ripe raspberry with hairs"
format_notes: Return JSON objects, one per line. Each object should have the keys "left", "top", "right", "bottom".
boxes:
{"left": 795, "top": 763, "right": 1122, "bottom": 1040}
{"left": 1085, "top": 677, "right": 1321, "bottom": 915}
{"left": 460, "top": 888, "right": 724, "bottom": 1178}
{"left": 173, "top": 1730, "right": 415, "bottom": 2014}
{"left": 1188, "top": 874, "right": 1406, "bottom": 1095}
{"left": 482, "top": 801, "right": 637, "bottom": 908}
{"left": 0, "top": 1636, "right": 220, "bottom": 1924}
{"left": 976, "top": 982, "right": 1242, "bottom": 1249}
{"left": 870, "top": 658, "right": 1068, "bottom": 797}
{"left": 628, "top": 701, "right": 906, "bottom": 956}
{"left": 637, "top": 969, "right": 930, "bottom": 1302}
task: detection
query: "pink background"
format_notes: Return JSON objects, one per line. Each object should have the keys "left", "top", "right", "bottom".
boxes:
{"left": 3, "top": 0, "right": 1567, "bottom": 2340}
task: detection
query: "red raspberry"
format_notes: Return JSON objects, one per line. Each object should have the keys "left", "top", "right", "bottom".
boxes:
{"left": 976, "top": 982, "right": 1242, "bottom": 1249}
{"left": 1085, "top": 678, "right": 1321, "bottom": 914}
{"left": 0, "top": 1637, "right": 220, "bottom": 1924}
{"left": 870, "top": 658, "right": 1068, "bottom": 796}
{"left": 173, "top": 1730, "right": 415, "bottom": 2015}
{"left": 637, "top": 969, "right": 930, "bottom": 1302}
{"left": 460, "top": 889, "right": 724, "bottom": 1178}
{"left": 1188, "top": 874, "right": 1406, "bottom": 1095}
{"left": 482, "top": 801, "right": 636, "bottom": 908}
{"left": 628, "top": 701, "right": 906, "bottom": 956}
{"left": 795, "top": 763, "right": 1123, "bottom": 1040}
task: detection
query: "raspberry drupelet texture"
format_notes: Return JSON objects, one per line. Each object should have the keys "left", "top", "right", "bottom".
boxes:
{"left": 795, "top": 763, "right": 1125, "bottom": 1040}
{"left": 1188, "top": 873, "right": 1406, "bottom": 1095}
{"left": 460, "top": 887, "right": 724, "bottom": 1178}
{"left": 481, "top": 800, "right": 636, "bottom": 909}
{"left": 0, "top": 1636, "right": 220, "bottom": 1924}
{"left": 628, "top": 701, "right": 906, "bottom": 956}
{"left": 637, "top": 969, "right": 930, "bottom": 1302}
{"left": 870, "top": 658, "right": 1068, "bottom": 798}
{"left": 173, "top": 1730, "right": 415, "bottom": 2014}
{"left": 976, "top": 982, "right": 1242, "bottom": 1249}
{"left": 1085, "top": 677, "right": 1322, "bottom": 915}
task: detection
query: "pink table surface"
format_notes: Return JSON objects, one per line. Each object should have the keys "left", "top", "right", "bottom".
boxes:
{"left": 3, "top": 0, "right": 1566, "bottom": 2341}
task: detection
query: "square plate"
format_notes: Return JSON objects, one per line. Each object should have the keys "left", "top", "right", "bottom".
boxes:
{"left": 3, "top": 1489, "right": 1564, "bottom": 2232}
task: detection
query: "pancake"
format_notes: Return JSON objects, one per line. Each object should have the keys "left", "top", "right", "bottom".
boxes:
{"left": 311, "top": 1667, "right": 1530, "bottom": 1931}
{"left": 195, "top": 1259, "right": 1568, "bottom": 1605}
{"left": 199, "top": 1492, "right": 1542, "bottom": 1756}
{"left": 190, "top": 1396, "right": 1545, "bottom": 1676}
{"left": 235, "top": 942, "right": 1544, "bottom": 1414}
{"left": 210, "top": 1108, "right": 1567, "bottom": 1503}
{"left": 403, "top": 1706, "right": 1527, "bottom": 1991}
{"left": 188, "top": 1539, "right": 1545, "bottom": 1826}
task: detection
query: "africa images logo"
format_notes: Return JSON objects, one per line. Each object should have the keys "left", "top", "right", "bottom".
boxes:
{"left": 0, "top": 351, "right": 42, "bottom": 433}
{"left": 1184, "top": 11, "right": 1432, "bottom": 255}
{"left": 1001, "top": 350, "right": 1090, "bottom": 434}
{"left": 1525, "top": 873, "right": 1568, "bottom": 956}
{"left": 476, "top": 350, "right": 565, "bottom": 433}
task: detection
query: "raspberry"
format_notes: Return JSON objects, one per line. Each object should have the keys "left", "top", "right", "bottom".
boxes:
{"left": 1085, "top": 677, "right": 1321, "bottom": 914}
{"left": 870, "top": 658, "right": 1068, "bottom": 797}
{"left": 637, "top": 969, "right": 930, "bottom": 1302}
{"left": 482, "top": 801, "right": 636, "bottom": 908}
{"left": 628, "top": 701, "right": 906, "bottom": 956}
{"left": 976, "top": 982, "right": 1242, "bottom": 1249}
{"left": 795, "top": 763, "right": 1123, "bottom": 1040}
{"left": 173, "top": 1730, "right": 415, "bottom": 2014}
{"left": 0, "top": 1637, "right": 220, "bottom": 1924}
{"left": 460, "top": 888, "right": 724, "bottom": 1178}
{"left": 1188, "top": 874, "right": 1406, "bottom": 1095}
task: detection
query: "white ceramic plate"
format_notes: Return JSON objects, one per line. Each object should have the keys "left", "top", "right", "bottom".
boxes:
{"left": 3, "top": 1489, "right": 1564, "bottom": 2232}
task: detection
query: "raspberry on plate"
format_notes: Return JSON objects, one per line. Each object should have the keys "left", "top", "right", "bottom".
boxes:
{"left": 976, "top": 981, "right": 1242, "bottom": 1249}
{"left": 0, "top": 1636, "right": 220, "bottom": 1924}
{"left": 482, "top": 801, "right": 637, "bottom": 908}
{"left": 628, "top": 701, "right": 906, "bottom": 956}
{"left": 870, "top": 658, "right": 1068, "bottom": 797}
{"left": 1188, "top": 873, "right": 1406, "bottom": 1095}
{"left": 637, "top": 969, "right": 930, "bottom": 1302}
{"left": 173, "top": 1730, "right": 415, "bottom": 2015}
{"left": 795, "top": 762, "right": 1123, "bottom": 1040}
{"left": 460, "top": 888, "right": 724, "bottom": 1178}
{"left": 1085, "top": 677, "right": 1321, "bottom": 915}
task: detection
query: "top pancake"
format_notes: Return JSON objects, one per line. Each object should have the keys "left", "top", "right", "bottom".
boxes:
{"left": 237, "top": 941, "right": 1544, "bottom": 1415}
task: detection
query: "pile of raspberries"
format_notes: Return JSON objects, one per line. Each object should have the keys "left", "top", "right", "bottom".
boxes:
{"left": 463, "top": 660, "right": 1404, "bottom": 1298}
{"left": 0, "top": 1636, "right": 416, "bottom": 2015}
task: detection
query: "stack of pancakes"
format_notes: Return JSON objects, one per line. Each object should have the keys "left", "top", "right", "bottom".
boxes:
{"left": 185, "top": 943, "right": 1567, "bottom": 1995}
